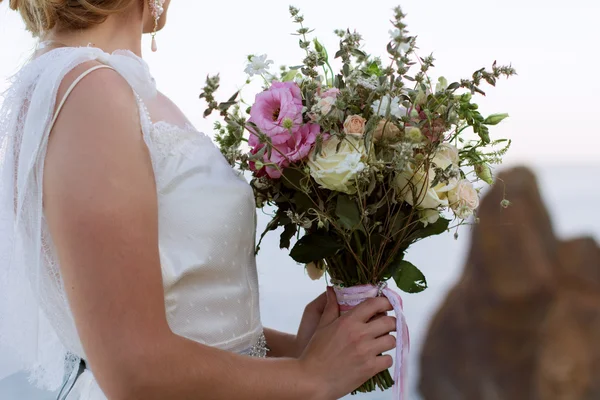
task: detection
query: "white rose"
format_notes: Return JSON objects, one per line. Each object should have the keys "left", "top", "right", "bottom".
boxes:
{"left": 448, "top": 179, "right": 479, "bottom": 219}
{"left": 308, "top": 135, "right": 367, "bottom": 194}
{"left": 306, "top": 262, "right": 325, "bottom": 280}
{"left": 395, "top": 165, "right": 449, "bottom": 209}
{"left": 419, "top": 209, "right": 440, "bottom": 226}
{"left": 433, "top": 143, "right": 459, "bottom": 170}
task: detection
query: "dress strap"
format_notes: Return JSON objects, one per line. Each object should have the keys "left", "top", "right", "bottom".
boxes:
{"left": 48, "top": 64, "right": 115, "bottom": 133}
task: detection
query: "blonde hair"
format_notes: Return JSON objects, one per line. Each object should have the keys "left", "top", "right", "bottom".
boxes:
{"left": 2, "top": 0, "right": 136, "bottom": 36}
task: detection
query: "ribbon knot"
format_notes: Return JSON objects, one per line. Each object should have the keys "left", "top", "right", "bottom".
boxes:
{"left": 333, "top": 283, "right": 409, "bottom": 399}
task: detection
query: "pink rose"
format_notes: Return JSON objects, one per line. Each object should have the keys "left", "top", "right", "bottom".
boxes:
{"left": 250, "top": 123, "right": 320, "bottom": 179}
{"left": 248, "top": 81, "right": 303, "bottom": 147}
{"left": 373, "top": 119, "right": 401, "bottom": 141}
{"left": 343, "top": 114, "right": 367, "bottom": 135}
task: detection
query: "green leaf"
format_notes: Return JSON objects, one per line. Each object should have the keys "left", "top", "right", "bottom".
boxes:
{"left": 281, "top": 168, "right": 305, "bottom": 190}
{"left": 393, "top": 260, "right": 428, "bottom": 293}
{"left": 386, "top": 42, "right": 395, "bottom": 55}
{"left": 255, "top": 214, "right": 282, "bottom": 254}
{"left": 343, "top": 64, "right": 350, "bottom": 77}
{"left": 478, "top": 124, "right": 490, "bottom": 144}
{"left": 447, "top": 82, "right": 460, "bottom": 91}
{"left": 248, "top": 146, "right": 267, "bottom": 161}
{"left": 410, "top": 217, "right": 450, "bottom": 243}
{"left": 289, "top": 232, "right": 344, "bottom": 264}
{"left": 282, "top": 69, "right": 299, "bottom": 82}
{"left": 226, "top": 91, "right": 240, "bottom": 103}
{"left": 365, "top": 61, "right": 382, "bottom": 77}
{"left": 280, "top": 224, "right": 297, "bottom": 249}
{"left": 335, "top": 195, "right": 361, "bottom": 231}
{"left": 218, "top": 101, "right": 237, "bottom": 111}
{"left": 350, "top": 48, "right": 367, "bottom": 58}
{"left": 335, "top": 74, "right": 346, "bottom": 89}
{"left": 293, "top": 191, "right": 314, "bottom": 215}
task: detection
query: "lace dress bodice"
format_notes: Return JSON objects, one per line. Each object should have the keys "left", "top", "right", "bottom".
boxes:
{"left": 0, "top": 46, "right": 263, "bottom": 399}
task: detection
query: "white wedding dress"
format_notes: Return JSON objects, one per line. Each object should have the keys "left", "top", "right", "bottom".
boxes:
{"left": 0, "top": 46, "right": 265, "bottom": 399}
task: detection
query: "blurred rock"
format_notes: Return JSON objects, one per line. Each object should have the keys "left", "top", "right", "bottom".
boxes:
{"left": 419, "top": 166, "right": 600, "bottom": 400}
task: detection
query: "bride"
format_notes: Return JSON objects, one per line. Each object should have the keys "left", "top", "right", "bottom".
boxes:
{"left": 0, "top": 1, "right": 397, "bottom": 399}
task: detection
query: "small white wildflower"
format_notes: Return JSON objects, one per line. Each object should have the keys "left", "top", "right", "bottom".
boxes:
{"left": 244, "top": 54, "right": 273, "bottom": 77}
{"left": 399, "top": 42, "right": 411, "bottom": 53}
{"left": 371, "top": 96, "right": 407, "bottom": 119}
{"left": 389, "top": 30, "right": 411, "bottom": 52}
{"left": 389, "top": 29, "right": 402, "bottom": 40}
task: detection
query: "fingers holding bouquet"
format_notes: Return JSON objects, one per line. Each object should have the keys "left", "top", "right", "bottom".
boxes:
{"left": 298, "top": 290, "right": 397, "bottom": 399}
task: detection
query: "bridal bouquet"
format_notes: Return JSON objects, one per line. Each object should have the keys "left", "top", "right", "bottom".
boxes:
{"left": 201, "top": 5, "right": 514, "bottom": 397}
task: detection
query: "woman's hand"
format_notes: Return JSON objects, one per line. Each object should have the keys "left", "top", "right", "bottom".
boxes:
{"left": 294, "top": 290, "right": 329, "bottom": 357}
{"left": 299, "top": 287, "right": 397, "bottom": 400}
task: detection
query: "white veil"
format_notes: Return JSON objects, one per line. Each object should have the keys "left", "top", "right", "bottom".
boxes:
{"left": 0, "top": 45, "right": 156, "bottom": 390}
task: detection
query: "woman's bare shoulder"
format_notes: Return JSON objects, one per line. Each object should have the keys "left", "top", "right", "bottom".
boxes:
{"left": 54, "top": 61, "right": 132, "bottom": 115}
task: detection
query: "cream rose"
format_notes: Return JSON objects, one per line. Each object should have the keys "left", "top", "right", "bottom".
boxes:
{"left": 308, "top": 135, "right": 367, "bottom": 194}
{"left": 343, "top": 115, "right": 367, "bottom": 135}
{"left": 373, "top": 119, "right": 401, "bottom": 141}
{"left": 306, "top": 262, "right": 325, "bottom": 280}
{"left": 433, "top": 143, "right": 459, "bottom": 170}
{"left": 448, "top": 179, "right": 479, "bottom": 219}
{"left": 395, "top": 165, "right": 450, "bottom": 210}
{"left": 419, "top": 209, "right": 440, "bottom": 226}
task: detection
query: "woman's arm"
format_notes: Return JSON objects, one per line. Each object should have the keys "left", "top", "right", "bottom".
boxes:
{"left": 44, "top": 64, "right": 396, "bottom": 400}
{"left": 264, "top": 328, "right": 298, "bottom": 358}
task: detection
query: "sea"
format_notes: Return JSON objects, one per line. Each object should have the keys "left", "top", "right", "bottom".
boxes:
{"left": 1, "top": 163, "right": 598, "bottom": 400}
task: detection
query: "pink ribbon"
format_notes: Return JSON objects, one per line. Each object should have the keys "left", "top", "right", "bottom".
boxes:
{"left": 333, "top": 283, "right": 409, "bottom": 399}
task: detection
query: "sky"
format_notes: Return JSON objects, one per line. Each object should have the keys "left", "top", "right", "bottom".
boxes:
{"left": 1, "top": 0, "right": 599, "bottom": 166}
